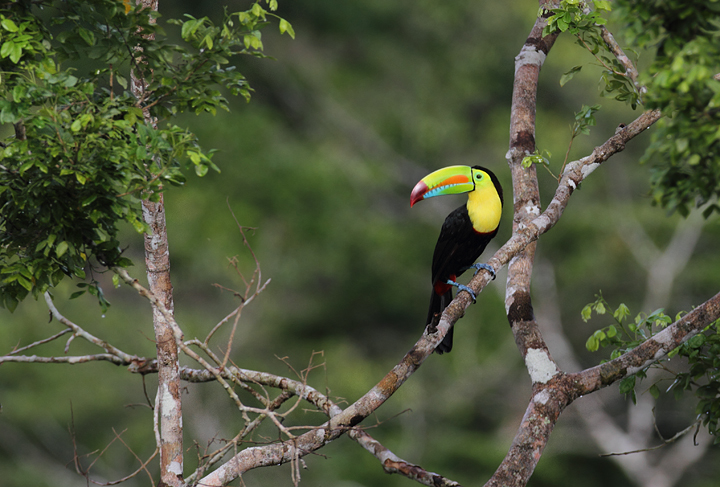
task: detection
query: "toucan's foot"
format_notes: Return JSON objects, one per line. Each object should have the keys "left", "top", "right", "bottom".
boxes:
{"left": 471, "top": 262, "right": 496, "bottom": 280}
{"left": 446, "top": 279, "right": 477, "bottom": 303}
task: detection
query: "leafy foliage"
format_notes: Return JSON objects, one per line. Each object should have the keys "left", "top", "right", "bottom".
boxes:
{"left": 521, "top": 148, "right": 552, "bottom": 171}
{"left": 542, "top": 0, "right": 610, "bottom": 35}
{"left": 667, "top": 329, "right": 720, "bottom": 443}
{"left": 542, "top": 0, "right": 640, "bottom": 109}
{"left": 522, "top": 104, "right": 600, "bottom": 179}
{"left": 544, "top": 0, "right": 720, "bottom": 216}
{"left": 584, "top": 294, "right": 720, "bottom": 441}
{"left": 0, "top": 0, "right": 293, "bottom": 311}
{"left": 615, "top": 0, "right": 720, "bottom": 217}
{"left": 582, "top": 296, "right": 673, "bottom": 406}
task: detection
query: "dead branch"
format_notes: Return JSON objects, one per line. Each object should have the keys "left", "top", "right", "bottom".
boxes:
{"left": 89, "top": 429, "right": 158, "bottom": 486}
{"left": 7, "top": 329, "right": 71, "bottom": 355}
{"left": 0, "top": 293, "right": 147, "bottom": 367}
{"left": 599, "top": 420, "right": 702, "bottom": 457}
{"left": 349, "top": 428, "right": 462, "bottom": 487}
{"left": 0, "top": 353, "right": 128, "bottom": 365}
{"left": 44, "top": 292, "right": 139, "bottom": 362}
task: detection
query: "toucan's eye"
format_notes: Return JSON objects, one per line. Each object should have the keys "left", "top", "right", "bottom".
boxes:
{"left": 475, "top": 173, "right": 483, "bottom": 180}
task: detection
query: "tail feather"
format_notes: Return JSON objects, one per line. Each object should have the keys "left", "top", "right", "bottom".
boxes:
{"left": 427, "top": 289, "right": 454, "bottom": 354}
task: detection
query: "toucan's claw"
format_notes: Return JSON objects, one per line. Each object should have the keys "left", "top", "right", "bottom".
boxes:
{"left": 471, "top": 262, "right": 496, "bottom": 280}
{"left": 446, "top": 279, "right": 477, "bottom": 303}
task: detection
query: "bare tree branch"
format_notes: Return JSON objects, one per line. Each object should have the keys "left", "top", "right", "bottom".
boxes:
{"left": 44, "top": 292, "right": 140, "bottom": 362}
{"left": 0, "top": 353, "right": 128, "bottom": 365}
{"left": 348, "top": 429, "right": 462, "bottom": 487}
{"left": 6, "top": 328, "right": 71, "bottom": 355}
{"left": 0, "top": 293, "right": 147, "bottom": 368}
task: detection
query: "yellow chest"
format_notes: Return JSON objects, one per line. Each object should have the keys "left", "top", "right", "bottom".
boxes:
{"left": 466, "top": 188, "right": 502, "bottom": 233}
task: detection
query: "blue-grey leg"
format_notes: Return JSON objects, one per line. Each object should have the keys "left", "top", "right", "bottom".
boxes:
{"left": 471, "top": 262, "right": 496, "bottom": 280}
{"left": 446, "top": 279, "right": 476, "bottom": 303}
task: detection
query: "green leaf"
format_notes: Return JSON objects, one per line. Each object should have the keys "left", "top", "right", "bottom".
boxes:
{"left": 613, "top": 303, "right": 630, "bottom": 322}
{"left": 1, "top": 40, "right": 21, "bottom": 63}
{"left": 131, "top": 218, "right": 147, "bottom": 234}
{"left": 279, "top": 19, "right": 295, "bottom": 39}
{"left": 687, "top": 334, "right": 706, "bottom": 349}
{"left": 63, "top": 75, "right": 78, "bottom": 87}
{"left": 115, "top": 73, "right": 128, "bottom": 89}
{"left": 1, "top": 18, "right": 19, "bottom": 32}
{"left": 77, "top": 27, "right": 96, "bottom": 46}
{"left": 586, "top": 334, "right": 599, "bottom": 352}
{"left": 181, "top": 17, "right": 201, "bottom": 39}
{"left": 56, "top": 241, "right": 69, "bottom": 258}
{"left": 203, "top": 34, "right": 214, "bottom": 50}
{"left": 619, "top": 375, "right": 637, "bottom": 403}
{"left": 18, "top": 160, "right": 34, "bottom": 175}
{"left": 649, "top": 384, "right": 660, "bottom": 399}
{"left": 17, "top": 275, "right": 33, "bottom": 292}
{"left": 251, "top": 3, "right": 264, "bottom": 17}
{"left": 581, "top": 304, "right": 592, "bottom": 322}
{"left": 4, "top": 295, "right": 19, "bottom": 313}
{"left": 560, "top": 65, "right": 582, "bottom": 87}
{"left": 195, "top": 164, "right": 208, "bottom": 177}
{"left": 594, "top": 0, "right": 611, "bottom": 12}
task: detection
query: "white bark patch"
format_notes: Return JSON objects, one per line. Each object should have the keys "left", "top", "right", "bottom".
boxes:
{"left": 525, "top": 204, "right": 540, "bottom": 216}
{"left": 505, "top": 284, "right": 518, "bottom": 314}
{"left": 168, "top": 461, "right": 183, "bottom": 475}
{"left": 533, "top": 389, "right": 551, "bottom": 405}
{"left": 161, "top": 383, "right": 178, "bottom": 418}
{"left": 567, "top": 179, "right": 576, "bottom": 190}
{"left": 525, "top": 348, "right": 558, "bottom": 384}
{"left": 515, "top": 46, "right": 547, "bottom": 73}
{"left": 534, "top": 213, "right": 553, "bottom": 232}
{"left": 150, "top": 233, "right": 163, "bottom": 251}
{"left": 626, "top": 365, "right": 642, "bottom": 376}
{"left": 581, "top": 162, "right": 600, "bottom": 179}
{"left": 653, "top": 328, "right": 674, "bottom": 348}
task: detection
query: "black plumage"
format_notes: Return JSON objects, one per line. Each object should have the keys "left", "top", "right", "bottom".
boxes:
{"left": 427, "top": 168, "right": 503, "bottom": 353}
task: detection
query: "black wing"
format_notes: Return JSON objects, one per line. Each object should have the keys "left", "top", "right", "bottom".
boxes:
{"left": 426, "top": 205, "right": 497, "bottom": 354}
{"left": 431, "top": 205, "right": 495, "bottom": 286}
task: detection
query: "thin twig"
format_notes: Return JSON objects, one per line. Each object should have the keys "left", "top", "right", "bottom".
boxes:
{"left": 91, "top": 429, "right": 158, "bottom": 486}
{"left": 7, "top": 328, "right": 71, "bottom": 355}
{"left": 599, "top": 420, "right": 702, "bottom": 457}
{"left": 43, "top": 292, "right": 139, "bottom": 362}
{"left": 0, "top": 353, "right": 128, "bottom": 365}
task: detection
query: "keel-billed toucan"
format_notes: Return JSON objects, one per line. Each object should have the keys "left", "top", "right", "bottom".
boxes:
{"left": 410, "top": 165, "right": 503, "bottom": 354}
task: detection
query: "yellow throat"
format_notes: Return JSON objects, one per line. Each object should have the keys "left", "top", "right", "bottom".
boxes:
{"left": 466, "top": 184, "right": 502, "bottom": 234}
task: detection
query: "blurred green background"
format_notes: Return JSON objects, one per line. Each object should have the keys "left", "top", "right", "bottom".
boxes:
{"left": 2, "top": 1, "right": 720, "bottom": 486}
